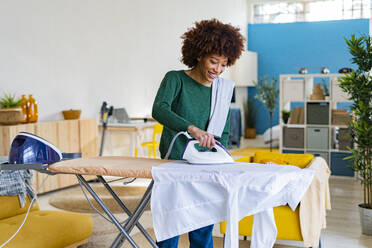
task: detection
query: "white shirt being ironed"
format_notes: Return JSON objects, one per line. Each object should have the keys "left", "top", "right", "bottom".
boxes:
{"left": 151, "top": 161, "right": 315, "bottom": 248}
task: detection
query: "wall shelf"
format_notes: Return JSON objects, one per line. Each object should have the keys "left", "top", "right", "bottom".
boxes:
{"left": 331, "top": 125, "right": 349, "bottom": 128}
{"left": 279, "top": 73, "right": 354, "bottom": 177}
{"left": 306, "top": 124, "right": 330, "bottom": 127}
{"left": 330, "top": 149, "right": 352, "bottom": 153}
{"left": 282, "top": 147, "right": 304, "bottom": 151}
{"left": 283, "top": 124, "right": 305, "bottom": 128}
{"left": 306, "top": 100, "right": 331, "bottom": 103}
{"left": 306, "top": 149, "right": 330, "bottom": 152}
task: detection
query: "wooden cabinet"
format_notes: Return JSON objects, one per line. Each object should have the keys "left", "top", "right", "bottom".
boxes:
{"left": 0, "top": 119, "right": 98, "bottom": 193}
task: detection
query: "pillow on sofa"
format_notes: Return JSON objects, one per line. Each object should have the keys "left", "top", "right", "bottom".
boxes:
{"left": 253, "top": 151, "right": 313, "bottom": 169}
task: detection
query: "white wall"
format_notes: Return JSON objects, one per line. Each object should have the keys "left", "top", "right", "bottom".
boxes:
{"left": 0, "top": 0, "right": 247, "bottom": 121}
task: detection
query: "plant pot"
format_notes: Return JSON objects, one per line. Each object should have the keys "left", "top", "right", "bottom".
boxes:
{"left": 359, "top": 204, "right": 372, "bottom": 235}
{"left": 282, "top": 116, "right": 290, "bottom": 124}
{"left": 0, "top": 107, "right": 24, "bottom": 125}
{"left": 245, "top": 128, "right": 256, "bottom": 139}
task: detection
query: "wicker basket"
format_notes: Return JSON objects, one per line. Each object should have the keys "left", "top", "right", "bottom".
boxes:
{"left": 332, "top": 109, "right": 351, "bottom": 125}
{"left": 0, "top": 107, "right": 24, "bottom": 125}
{"left": 62, "top": 109, "right": 81, "bottom": 120}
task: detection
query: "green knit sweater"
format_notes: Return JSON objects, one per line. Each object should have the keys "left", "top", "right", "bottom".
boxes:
{"left": 152, "top": 70, "right": 230, "bottom": 160}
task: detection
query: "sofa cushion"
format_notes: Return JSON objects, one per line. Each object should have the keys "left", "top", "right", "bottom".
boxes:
{"left": 220, "top": 205, "right": 303, "bottom": 241}
{"left": 0, "top": 196, "right": 39, "bottom": 221}
{"left": 234, "top": 156, "right": 253, "bottom": 163}
{"left": 0, "top": 210, "right": 92, "bottom": 248}
{"left": 253, "top": 151, "right": 314, "bottom": 169}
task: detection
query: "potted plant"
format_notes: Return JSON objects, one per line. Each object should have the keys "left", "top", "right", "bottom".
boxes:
{"left": 0, "top": 93, "right": 24, "bottom": 125}
{"left": 281, "top": 110, "right": 291, "bottom": 124}
{"left": 254, "top": 76, "right": 279, "bottom": 151}
{"left": 243, "top": 100, "right": 256, "bottom": 139}
{"left": 339, "top": 34, "right": 372, "bottom": 235}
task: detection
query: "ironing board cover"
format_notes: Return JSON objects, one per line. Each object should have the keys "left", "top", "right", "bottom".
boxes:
{"left": 151, "top": 162, "right": 315, "bottom": 248}
{"left": 48, "top": 156, "right": 166, "bottom": 178}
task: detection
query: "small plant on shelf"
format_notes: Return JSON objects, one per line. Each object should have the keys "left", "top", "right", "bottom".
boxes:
{"left": 281, "top": 110, "right": 291, "bottom": 124}
{"left": 0, "top": 93, "right": 22, "bottom": 108}
{"left": 0, "top": 93, "right": 24, "bottom": 125}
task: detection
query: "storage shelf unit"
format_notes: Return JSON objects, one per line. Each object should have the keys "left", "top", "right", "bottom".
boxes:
{"left": 279, "top": 73, "right": 354, "bottom": 177}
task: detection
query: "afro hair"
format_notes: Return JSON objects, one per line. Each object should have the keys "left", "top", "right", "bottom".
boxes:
{"left": 181, "top": 19, "right": 245, "bottom": 68}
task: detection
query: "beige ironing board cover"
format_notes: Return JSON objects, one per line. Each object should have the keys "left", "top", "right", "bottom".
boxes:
{"left": 48, "top": 156, "right": 168, "bottom": 178}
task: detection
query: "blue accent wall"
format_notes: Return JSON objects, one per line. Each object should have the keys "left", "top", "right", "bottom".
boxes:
{"left": 248, "top": 19, "right": 369, "bottom": 134}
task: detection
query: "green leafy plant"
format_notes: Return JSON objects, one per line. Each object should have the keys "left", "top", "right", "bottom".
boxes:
{"left": 0, "top": 93, "right": 23, "bottom": 108}
{"left": 281, "top": 110, "right": 291, "bottom": 124}
{"left": 243, "top": 100, "right": 256, "bottom": 129}
{"left": 254, "top": 76, "right": 279, "bottom": 151}
{"left": 340, "top": 34, "right": 372, "bottom": 209}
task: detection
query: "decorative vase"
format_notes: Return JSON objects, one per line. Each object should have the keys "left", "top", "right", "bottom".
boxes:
{"left": 0, "top": 107, "right": 24, "bottom": 125}
{"left": 245, "top": 128, "right": 256, "bottom": 139}
{"left": 359, "top": 204, "right": 372, "bottom": 236}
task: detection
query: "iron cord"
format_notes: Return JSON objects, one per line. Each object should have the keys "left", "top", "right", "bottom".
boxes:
{"left": 164, "top": 131, "right": 191, "bottom": 160}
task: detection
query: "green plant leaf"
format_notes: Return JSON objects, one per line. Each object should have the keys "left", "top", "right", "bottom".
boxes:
{"left": 341, "top": 34, "right": 372, "bottom": 207}
{"left": 0, "top": 93, "right": 23, "bottom": 108}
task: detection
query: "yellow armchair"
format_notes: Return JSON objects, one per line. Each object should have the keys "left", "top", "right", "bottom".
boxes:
{"left": 220, "top": 151, "right": 317, "bottom": 246}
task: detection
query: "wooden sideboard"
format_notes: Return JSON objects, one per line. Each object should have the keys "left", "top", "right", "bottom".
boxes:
{"left": 0, "top": 119, "right": 98, "bottom": 193}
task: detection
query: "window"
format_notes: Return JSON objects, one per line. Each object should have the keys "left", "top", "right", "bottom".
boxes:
{"left": 252, "top": 0, "right": 371, "bottom": 24}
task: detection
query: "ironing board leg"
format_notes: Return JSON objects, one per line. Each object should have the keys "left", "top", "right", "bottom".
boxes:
{"left": 76, "top": 174, "right": 139, "bottom": 248}
{"left": 110, "top": 180, "right": 155, "bottom": 248}
{"left": 97, "top": 176, "right": 157, "bottom": 247}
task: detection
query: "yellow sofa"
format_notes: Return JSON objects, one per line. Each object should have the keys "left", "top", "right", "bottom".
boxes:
{"left": 0, "top": 195, "right": 93, "bottom": 248}
{"left": 220, "top": 151, "right": 315, "bottom": 246}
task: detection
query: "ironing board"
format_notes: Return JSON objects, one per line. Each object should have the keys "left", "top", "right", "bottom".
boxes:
{"left": 2, "top": 156, "right": 315, "bottom": 248}
{"left": 48, "top": 156, "right": 165, "bottom": 248}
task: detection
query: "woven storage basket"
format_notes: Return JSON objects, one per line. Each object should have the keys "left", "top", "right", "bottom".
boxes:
{"left": 62, "top": 109, "right": 81, "bottom": 120}
{"left": 332, "top": 110, "right": 351, "bottom": 125}
{"left": 0, "top": 107, "right": 24, "bottom": 125}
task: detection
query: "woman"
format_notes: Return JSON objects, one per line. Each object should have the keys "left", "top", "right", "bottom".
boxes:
{"left": 152, "top": 19, "right": 245, "bottom": 248}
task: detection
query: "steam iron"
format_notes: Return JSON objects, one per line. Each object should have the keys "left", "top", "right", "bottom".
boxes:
{"left": 8, "top": 132, "right": 62, "bottom": 165}
{"left": 182, "top": 137, "right": 234, "bottom": 164}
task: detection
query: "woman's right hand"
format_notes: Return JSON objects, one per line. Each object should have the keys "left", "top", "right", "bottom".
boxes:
{"left": 187, "top": 125, "right": 215, "bottom": 149}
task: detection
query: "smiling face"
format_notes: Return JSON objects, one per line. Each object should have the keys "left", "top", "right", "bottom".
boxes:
{"left": 195, "top": 54, "right": 228, "bottom": 85}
